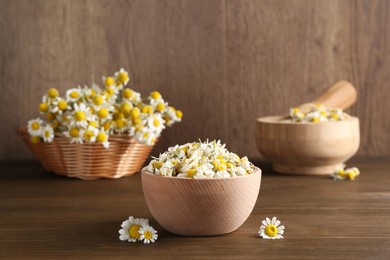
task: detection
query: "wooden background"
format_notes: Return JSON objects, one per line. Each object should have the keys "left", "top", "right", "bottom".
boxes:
{"left": 0, "top": 0, "right": 389, "bottom": 160}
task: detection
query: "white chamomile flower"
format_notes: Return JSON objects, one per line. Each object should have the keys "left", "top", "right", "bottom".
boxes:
{"left": 66, "top": 87, "right": 82, "bottom": 103}
{"left": 81, "top": 126, "right": 98, "bottom": 143}
{"left": 139, "top": 225, "right": 158, "bottom": 244}
{"left": 258, "top": 217, "right": 285, "bottom": 239}
{"left": 147, "top": 114, "right": 166, "bottom": 133}
{"left": 28, "top": 118, "right": 43, "bottom": 136}
{"left": 41, "top": 125, "right": 54, "bottom": 143}
{"left": 96, "top": 129, "right": 110, "bottom": 148}
{"left": 137, "top": 129, "right": 157, "bottom": 146}
{"left": 114, "top": 68, "right": 130, "bottom": 86}
{"left": 71, "top": 103, "right": 91, "bottom": 128}
{"left": 119, "top": 216, "right": 149, "bottom": 242}
{"left": 50, "top": 98, "right": 69, "bottom": 115}
{"left": 332, "top": 165, "right": 360, "bottom": 180}
{"left": 63, "top": 127, "right": 83, "bottom": 144}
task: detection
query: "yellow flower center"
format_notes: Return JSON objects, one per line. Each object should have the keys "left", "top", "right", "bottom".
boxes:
{"left": 121, "top": 103, "right": 132, "bottom": 114}
{"left": 74, "top": 111, "right": 86, "bottom": 121}
{"left": 58, "top": 100, "right": 68, "bottom": 110}
{"left": 311, "top": 117, "right": 320, "bottom": 123}
{"left": 106, "top": 87, "right": 115, "bottom": 96}
{"left": 93, "top": 95, "right": 104, "bottom": 106}
{"left": 116, "top": 119, "right": 125, "bottom": 129}
{"left": 331, "top": 113, "right": 339, "bottom": 120}
{"left": 30, "top": 136, "right": 41, "bottom": 144}
{"left": 153, "top": 161, "right": 163, "bottom": 169}
{"left": 292, "top": 107, "right": 300, "bottom": 113}
{"left": 347, "top": 172, "right": 356, "bottom": 180}
{"left": 129, "top": 224, "right": 141, "bottom": 239}
{"left": 186, "top": 169, "right": 197, "bottom": 178}
{"left": 123, "top": 89, "right": 133, "bottom": 99}
{"left": 156, "top": 103, "right": 165, "bottom": 112}
{"left": 153, "top": 118, "right": 160, "bottom": 127}
{"left": 265, "top": 224, "right": 278, "bottom": 237}
{"left": 44, "top": 130, "right": 51, "bottom": 138}
{"left": 31, "top": 122, "right": 40, "bottom": 130}
{"left": 118, "top": 72, "right": 129, "bottom": 84}
{"left": 144, "top": 230, "right": 153, "bottom": 240}
{"left": 89, "top": 121, "right": 98, "bottom": 128}
{"left": 130, "top": 108, "right": 140, "bottom": 118}
{"left": 70, "top": 91, "right": 79, "bottom": 99}
{"left": 142, "top": 105, "right": 153, "bottom": 114}
{"left": 104, "top": 77, "right": 115, "bottom": 87}
{"left": 176, "top": 110, "right": 183, "bottom": 119}
{"left": 39, "top": 102, "right": 49, "bottom": 112}
{"left": 150, "top": 91, "right": 161, "bottom": 100}
{"left": 48, "top": 88, "right": 59, "bottom": 98}
{"left": 97, "top": 108, "right": 109, "bottom": 119}
{"left": 114, "top": 112, "right": 124, "bottom": 120}
{"left": 70, "top": 127, "right": 79, "bottom": 138}
{"left": 84, "top": 131, "right": 94, "bottom": 141}
{"left": 133, "top": 116, "right": 142, "bottom": 125}
{"left": 103, "top": 121, "right": 112, "bottom": 131}
{"left": 97, "top": 132, "right": 107, "bottom": 142}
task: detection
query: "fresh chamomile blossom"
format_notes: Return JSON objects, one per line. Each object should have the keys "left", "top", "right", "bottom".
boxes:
{"left": 145, "top": 140, "right": 256, "bottom": 179}
{"left": 41, "top": 125, "right": 54, "bottom": 143}
{"left": 287, "top": 104, "right": 351, "bottom": 123}
{"left": 332, "top": 165, "right": 360, "bottom": 180}
{"left": 258, "top": 217, "right": 285, "bottom": 239}
{"left": 66, "top": 87, "right": 83, "bottom": 103}
{"left": 27, "top": 69, "right": 182, "bottom": 148}
{"left": 139, "top": 225, "right": 158, "bottom": 244}
{"left": 28, "top": 118, "right": 43, "bottom": 136}
{"left": 118, "top": 216, "right": 158, "bottom": 244}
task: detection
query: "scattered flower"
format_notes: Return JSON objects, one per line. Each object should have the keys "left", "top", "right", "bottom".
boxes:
{"left": 119, "top": 216, "right": 157, "bottom": 244}
{"left": 286, "top": 103, "right": 350, "bottom": 123}
{"left": 145, "top": 140, "right": 256, "bottom": 178}
{"left": 27, "top": 68, "right": 182, "bottom": 148}
{"left": 139, "top": 225, "right": 158, "bottom": 244}
{"left": 332, "top": 165, "right": 360, "bottom": 180}
{"left": 258, "top": 216, "right": 285, "bottom": 239}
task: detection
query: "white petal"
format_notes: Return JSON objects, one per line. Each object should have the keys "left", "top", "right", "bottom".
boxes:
{"left": 271, "top": 217, "right": 277, "bottom": 225}
{"left": 262, "top": 220, "right": 268, "bottom": 226}
{"left": 119, "top": 235, "right": 128, "bottom": 241}
{"left": 278, "top": 225, "right": 285, "bottom": 230}
{"left": 275, "top": 220, "right": 281, "bottom": 227}
{"left": 279, "top": 229, "right": 284, "bottom": 235}
{"left": 266, "top": 217, "right": 271, "bottom": 224}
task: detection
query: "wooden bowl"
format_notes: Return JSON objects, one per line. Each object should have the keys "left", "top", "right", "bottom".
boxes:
{"left": 141, "top": 167, "right": 262, "bottom": 236}
{"left": 255, "top": 116, "right": 360, "bottom": 175}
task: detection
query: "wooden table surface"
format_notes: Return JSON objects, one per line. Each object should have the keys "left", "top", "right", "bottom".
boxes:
{"left": 1, "top": 158, "right": 389, "bottom": 259}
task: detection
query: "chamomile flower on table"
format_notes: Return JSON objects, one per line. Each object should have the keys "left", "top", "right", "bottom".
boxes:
{"left": 28, "top": 118, "right": 43, "bottom": 136}
{"left": 119, "top": 216, "right": 158, "bottom": 243}
{"left": 258, "top": 217, "right": 285, "bottom": 239}
{"left": 332, "top": 165, "right": 360, "bottom": 180}
{"left": 71, "top": 103, "right": 91, "bottom": 128}
{"left": 139, "top": 225, "right": 158, "bottom": 244}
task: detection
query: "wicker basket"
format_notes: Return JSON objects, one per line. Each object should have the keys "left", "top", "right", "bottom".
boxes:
{"left": 17, "top": 127, "right": 155, "bottom": 180}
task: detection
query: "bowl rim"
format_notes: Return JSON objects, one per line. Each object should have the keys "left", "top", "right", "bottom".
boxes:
{"left": 141, "top": 166, "right": 262, "bottom": 181}
{"left": 256, "top": 115, "right": 359, "bottom": 125}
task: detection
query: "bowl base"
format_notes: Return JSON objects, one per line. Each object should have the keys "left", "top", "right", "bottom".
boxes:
{"left": 273, "top": 163, "right": 344, "bottom": 175}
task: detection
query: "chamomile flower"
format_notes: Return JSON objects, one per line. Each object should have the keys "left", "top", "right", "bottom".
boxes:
{"left": 119, "top": 216, "right": 149, "bottom": 242}
{"left": 41, "top": 125, "right": 54, "bottom": 143}
{"left": 28, "top": 118, "right": 43, "bottom": 136}
{"left": 50, "top": 98, "right": 69, "bottom": 115}
{"left": 258, "top": 217, "right": 285, "bottom": 239}
{"left": 66, "top": 87, "right": 82, "bottom": 103}
{"left": 332, "top": 165, "right": 360, "bottom": 180}
{"left": 64, "top": 127, "right": 83, "bottom": 144}
{"left": 287, "top": 103, "right": 351, "bottom": 123}
{"left": 71, "top": 103, "right": 91, "bottom": 128}
{"left": 147, "top": 114, "right": 165, "bottom": 133}
{"left": 139, "top": 225, "right": 158, "bottom": 244}
{"left": 137, "top": 129, "right": 157, "bottom": 146}
{"left": 114, "top": 68, "right": 130, "bottom": 86}
{"left": 122, "top": 88, "right": 141, "bottom": 103}
{"left": 81, "top": 126, "right": 98, "bottom": 143}
{"left": 96, "top": 129, "right": 109, "bottom": 148}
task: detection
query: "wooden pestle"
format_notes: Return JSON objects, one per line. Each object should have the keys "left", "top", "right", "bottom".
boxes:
{"left": 297, "top": 80, "right": 357, "bottom": 113}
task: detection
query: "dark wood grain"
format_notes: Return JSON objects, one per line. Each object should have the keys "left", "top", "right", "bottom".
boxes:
{"left": 0, "top": 157, "right": 389, "bottom": 259}
{"left": 0, "top": 0, "right": 389, "bottom": 160}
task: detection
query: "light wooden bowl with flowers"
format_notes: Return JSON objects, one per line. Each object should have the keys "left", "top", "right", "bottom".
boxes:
{"left": 142, "top": 140, "right": 262, "bottom": 236}
{"left": 19, "top": 68, "right": 183, "bottom": 180}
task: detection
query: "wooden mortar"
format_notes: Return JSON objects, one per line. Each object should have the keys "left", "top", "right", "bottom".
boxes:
{"left": 256, "top": 81, "right": 360, "bottom": 175}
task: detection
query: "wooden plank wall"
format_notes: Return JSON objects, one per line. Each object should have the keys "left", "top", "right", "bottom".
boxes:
{"left": 0, "top": 0, "right": 389, "bottom": 160}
